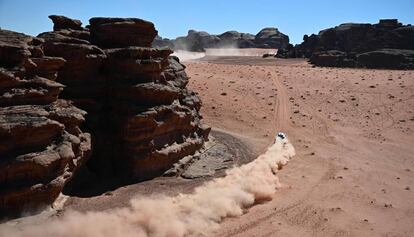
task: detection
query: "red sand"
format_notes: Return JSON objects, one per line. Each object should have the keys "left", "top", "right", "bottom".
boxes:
{"left": 3, "top": 55, "right": 413, "bottom": 237}
{"left": 186, "top": 56, "right": 414, "bottom": 236}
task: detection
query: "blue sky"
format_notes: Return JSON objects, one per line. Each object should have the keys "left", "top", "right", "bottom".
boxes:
{"left": 0, "top": 0, "right": 413, "bottom": 44}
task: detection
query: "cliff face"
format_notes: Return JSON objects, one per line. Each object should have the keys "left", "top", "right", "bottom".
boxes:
{"left": 276, "top": 19, "right": 414, "bottom": 69}
{"left": 38, "top": 16, "right": 210, "bottom": 181}
{"left": 0, "top": 15, "right": 209, "bottom": 218}
{"left": 0, "top": 29, "right": 91, "bottom": 216}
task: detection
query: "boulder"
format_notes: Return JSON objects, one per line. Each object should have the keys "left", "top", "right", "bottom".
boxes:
{"left": 89, "top": 17, "right": 157, "bottom": 48}
{"left": 0, "top": 29, "right": 36, "bottom": 67}
{"left": 356, "top": 49, "right": 414, "bottom": 69}
{"left": 309, "top": 50, "right": 351, "bottom": 67}
{"left": 49, "top": 15, "right": 83, "bottom": 31}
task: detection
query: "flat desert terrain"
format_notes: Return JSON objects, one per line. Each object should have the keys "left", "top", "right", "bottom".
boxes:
{"left": 186, "top": 55, "right": 414, "bottom": 236}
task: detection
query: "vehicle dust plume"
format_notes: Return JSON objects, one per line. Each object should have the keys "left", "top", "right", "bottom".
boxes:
{"left": 0, "top": 135, "right": 295, "bottom": 237}
{"left": 173, "top": 47, "right": 277, "bottom": 62}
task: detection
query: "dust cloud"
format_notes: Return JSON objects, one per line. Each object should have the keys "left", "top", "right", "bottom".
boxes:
{"left": 173, "top": 48, "right": 277, "bottom": 62}
{"left": 0, "top": 135, "right": 295, "bottom": 237}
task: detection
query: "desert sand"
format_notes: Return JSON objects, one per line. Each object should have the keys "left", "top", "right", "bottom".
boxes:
{"left": 185, "top": 55, "right": 414, "bottom": 236}
{"left": 2, "top": 52, "right": 413, "bottom": 237}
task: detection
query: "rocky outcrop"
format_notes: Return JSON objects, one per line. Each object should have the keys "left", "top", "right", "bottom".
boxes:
{"left": 152, "top": 35, "right": 174, "bottom": 49}
{"left": 254, "top": 27, "right": 289, "bottom": 49}
{"left": 89, "top": 17, "right": 157, "bottom": 49}
{"left": 217, "top": 31, "right": 256, "bottom": 48}
{"left": 49, "top": 15, "right": 83, "bottom": 31}
{"left": 152, "top": 27, "right": 289, "bottom": 51}
{"left": 355, "top": 49, "right": 414, "bottom": 69}
{"left": 39, "top": 16, "right": 209, "bottom": 181}
{"left": 0, "top": 15, "right": 209, "bottom": 218}
{"left": 277, "top": 19, "right": 414, "bottom": 69}
{"left": 0, "top": 29, "right": 91, "bottom": 216}
{"left": 173, "top": 30, "right": 220, "bottom": 52}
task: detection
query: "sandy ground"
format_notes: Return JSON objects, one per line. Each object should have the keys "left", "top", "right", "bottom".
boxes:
{"left": 185, "top": 56, "right": 414, "bottom": 236}
{"left": 2, "top": 53, "right": 413, "bottom": 237}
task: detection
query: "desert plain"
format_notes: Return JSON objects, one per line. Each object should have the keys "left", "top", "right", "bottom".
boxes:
{"left": 1, "top": 50, "right": 414, "bottom": 237}
{"left": 184, "top": 52, "right": 414, "bottom": 236}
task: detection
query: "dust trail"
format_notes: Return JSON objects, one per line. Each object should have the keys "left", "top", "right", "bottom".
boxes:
{"left": 173, "top": 48, "right": 278, "bottom": 62}
{"left": 0, "top": 135, "right": 295, "bottom": 237}
{"left": 172, "top": 50, "right": 206, "bottom": 61}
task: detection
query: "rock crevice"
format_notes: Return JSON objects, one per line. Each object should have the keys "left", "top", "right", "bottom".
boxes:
{"left": 38, "top": 16, "right": 210, "bottom": 181}
{"left": 0, "top": 15, "right": 209, "bottom": 217}
{"left": 0, "top": 29, "right": 91, "bottom": 216}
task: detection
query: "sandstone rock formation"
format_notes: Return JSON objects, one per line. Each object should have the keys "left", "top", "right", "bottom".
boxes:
{"left": 89, "top": 17, "right": 157, "bottom": 48}
{"left": 277, "top": 19, "right": 414, "bottom": 69}
{"left": 254, "top": 27, "right": 289, "bottom": 49}
{"left": 39, "top": 16, "right": 210, "bottom": 181}
{"left": 0, "top": 29, "right": 91, "bottom": 216}
{"left": 173, "top": 30, "right": 220, "bottom": 52}
{"left": 217, "top": 31, "right": 256, "bottom": 48}
{"left": 355, "top": 49, "right": 414, "bottom": 69}
{"left": 0, "top": 15, "right": 209, "bottom": 218}
{"left": 49, "top": 15, "right": 83, "bottom": 31}
{"left": 152, "top": 27, "right": 289, "bottom": 51}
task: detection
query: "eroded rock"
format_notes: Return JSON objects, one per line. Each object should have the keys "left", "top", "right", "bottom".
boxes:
{"left": 39, "top": 16, "right": 210, "bottom": 183}
{"left": 0, "top": 29, "right": 91, "bottom": 217}
{"left": 277, "top": 19, "right": 414, "bottom": 69}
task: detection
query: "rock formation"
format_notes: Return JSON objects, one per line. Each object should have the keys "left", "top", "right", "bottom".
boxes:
{"left": 276, "top": 19, "right": 414, "bottom": 69}
{"left": 0, "top": 15, "right": 209, "bottom": 218}
{"left": 174, "top": 30, "right": 220, "bottom": 52}
{"left": 0, "top": 29, "right": 91, "bottom": 216}
{"left": 254, "top": 27, "right": 289, "bottom": 49}
{"left": 217, "top": 31, "right": 256, "bottom": 48}
{"left": 152, "top": 28, "right": 289, "bottom": 51}
{"left": 38, "top": 16, "right": 210, "bottom": 181}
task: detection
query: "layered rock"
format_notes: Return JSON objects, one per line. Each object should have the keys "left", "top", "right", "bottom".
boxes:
{"left": 89, "top": 17, "right": 157, "bottom": 48}
{"left": 40, "top": 16, "right": 209, "bottom": 181}
{"left": 49, "top": 15, "right": 83, "bottom": 31}
{"left": 0, "top": 29, "right": 91, "bottom": 216}
{"left": 277, "top": 19, "right": 414, "bottom": 69}
{"left": 152, "top": 27, "right": 289, "bottom": 51}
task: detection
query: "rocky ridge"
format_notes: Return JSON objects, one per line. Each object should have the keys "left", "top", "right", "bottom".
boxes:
{"left": 153, "top": 27, "right": 289, "bottom": 52}
{"left": 276, "top": 19, "right": 414, "bottom": 69}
